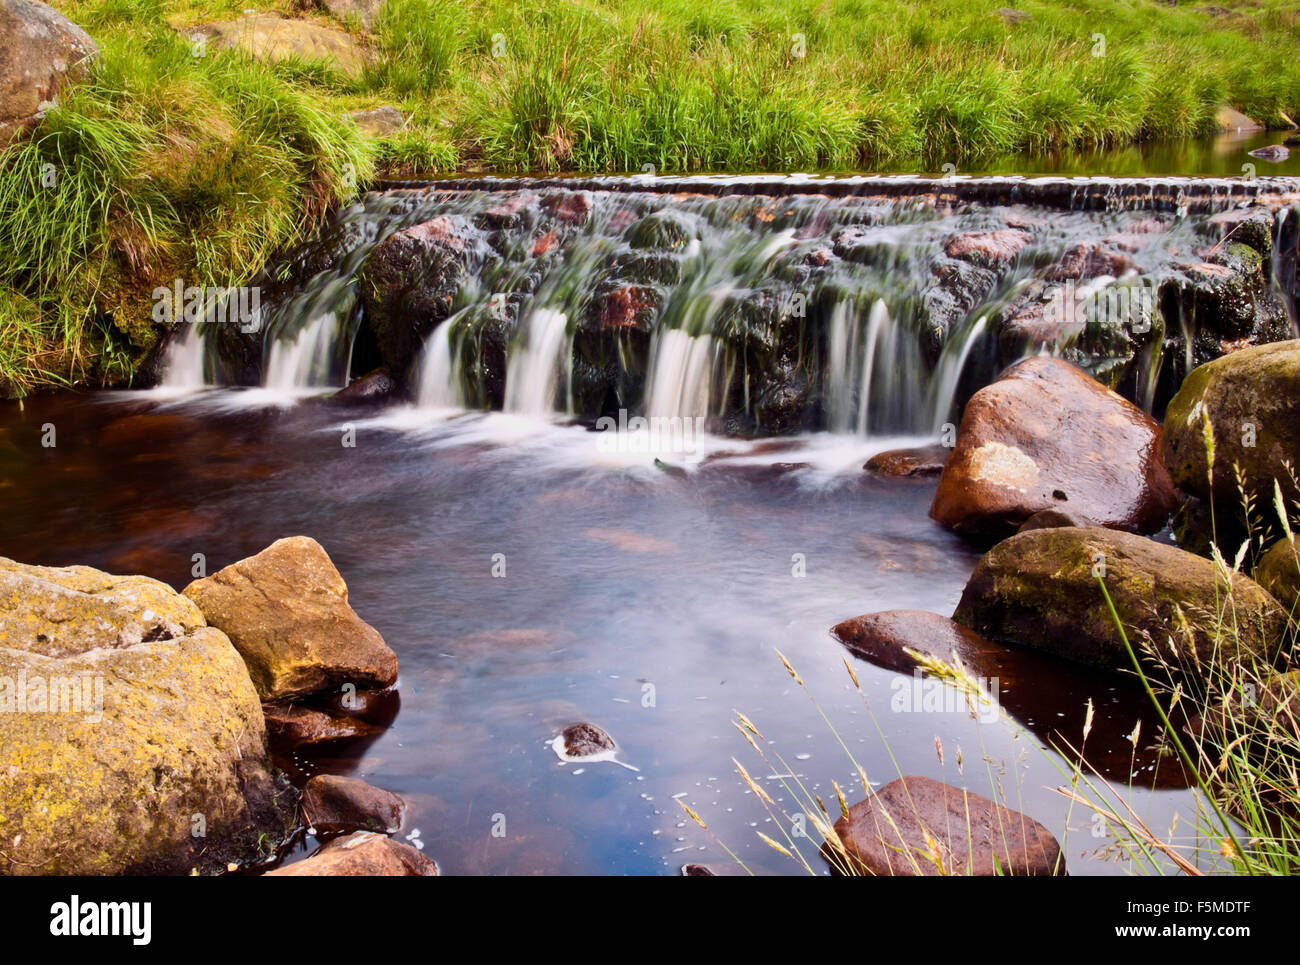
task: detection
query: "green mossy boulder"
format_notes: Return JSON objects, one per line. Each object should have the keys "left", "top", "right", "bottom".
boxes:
{"left": 1163, "top": 339, "right": 1300, "bottom": 505}
{"left": 953, "top": 527, "right": 1291, "bottom": 678}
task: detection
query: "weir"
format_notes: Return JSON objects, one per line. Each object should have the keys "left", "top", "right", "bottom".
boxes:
{"left": 158, "top": 175, "right": 1300, "bottom": 436}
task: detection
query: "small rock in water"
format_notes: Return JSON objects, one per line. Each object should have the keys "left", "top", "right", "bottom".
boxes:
{"left": 1248, "top": 144, "right": 1290, "bottom": 162}
{"left": 864, "top": 445, "right": 950, "bottom": 477}
{"left": 265, "top": 832, "right": 436, "bottom": 876}
{"left": 680, "top": 863, "right": 716, "bottom": 876}
{"left": 561, "top": 722, "right": 617, "bottom": 757}
{"left": 300, "top": 774, "right": 405, "bottom": 836}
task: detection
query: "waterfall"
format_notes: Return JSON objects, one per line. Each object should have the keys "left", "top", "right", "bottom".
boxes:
{"left": 644, "top": 329, "right": 719, "bottom": 418}
{"left": 416, "top": 316, "right": 465, "bottom": 410}
{"left": 158, "top": 324, "right": 207, "bottom": 389}
{"left": 155, "top": 176, "right": 1291, "bottom": 434}
{"left": 825, "top": 299, "right": 930, "bottom": 434}
{"left": 503, "top": 309, "right": 572, "bottom": 416}
{"left": 928, "top": 315, "right": 988, "bottom": 431}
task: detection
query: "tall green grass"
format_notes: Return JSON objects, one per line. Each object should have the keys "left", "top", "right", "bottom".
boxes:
{"left": 0, "top": 24, "right": 369, "bottom": 395}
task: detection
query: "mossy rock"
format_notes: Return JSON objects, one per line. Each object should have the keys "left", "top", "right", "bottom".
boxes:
{"left": 1162, "top": 339, "right": 1300, "bottom": 505}
{"left": 953, "top": 526, "right": 1290, "bottom": 680}
{"left": 0, "top": 558, "right": 285, "bottom": 874}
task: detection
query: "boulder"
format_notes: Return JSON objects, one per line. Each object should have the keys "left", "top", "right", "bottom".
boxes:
{"left": 931, "top": 357, "right": 1179, "bottom": 535}
{"left": 830, "top": 776, "right": 1063, "bottom": 875}
{"left": 323, "top": 0, "right": 385, "bottom": 29}
{"left": 0, "top": 0, "right": 98, "bottom": 143}
{"left": 266, "top": 831, "right": 436, "bottom": 876}
{"left": 183, "top": 536, "right": 397, "bottom": 700}
{"left": 954, "top": 526, "right": 1291, "bottom": 677}
{"left": 0, "top": 558, "right": 285, "bottom": 874}
{"left": 864, "top": 445, "right": 950, "bottom": 477}
{"left": 301, "top": 775, "right": 404, "bottom": 834}
{"left": 185, "top": 15, "right": 367, "bottom": 77}
{"left": 345, "top": 105, "right": 405, "bottom": 138}
{"left": 332, "top": 366, "right": 398, "bottom": 403}
{"left": 1255, "top": 536, "right": 1300, "bottom": 615}
{"left": 1163, "top": 340, "right": 1300, "bottom": 505}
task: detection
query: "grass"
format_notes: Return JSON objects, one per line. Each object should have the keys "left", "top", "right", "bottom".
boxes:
{"left": 3, "top": 0, "right": 1300, "bottom": 394}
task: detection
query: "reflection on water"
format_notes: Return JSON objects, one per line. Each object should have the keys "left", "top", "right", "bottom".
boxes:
{"left": 985, "top": 131, "right": 1300, "bottom": 179}
{"left": 0, "top": 389, "right": 1220, "bottom": 875}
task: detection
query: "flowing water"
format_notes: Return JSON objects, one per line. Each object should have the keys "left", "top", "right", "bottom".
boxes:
{"left": 11, "top": 173, "right": 1294, "bottom": 874}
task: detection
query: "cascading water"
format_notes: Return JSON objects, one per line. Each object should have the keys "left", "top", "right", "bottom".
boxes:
{"left": 644, "top": 330, "right": 719, "bottom": 419}
{"left": 156, "top": 175, "right": 1300, "bottom": 438}
{"left": 502, "top": 308, "right": 572, "bottom": 416}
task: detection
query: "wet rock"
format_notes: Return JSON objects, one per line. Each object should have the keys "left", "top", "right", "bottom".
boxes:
{"left": 1043, "top": 241, "right": 1134, "bottom": 282}
{"left": 263, "top": 702, "right": 383, "bottom": 745}
{"left": 0, "top": 558, "right": 285, "bottom": 874}
{"left": 184, "top": 15, "right": 367, "bottom": 76}
{"left": 183, "top": 536, "right": 398, "bottom": 700}
{"left": 931, "top": 357, "right": 1179, "bottom": 535}
{"left": 830, "top": 776, "right": 1063, "bottom": 876}
{"left": 864, "top": 445, "right": 950, "bottom": 477}
{"left": 954, "top": 526, "right": 1291, "bottom": 678}
{"left": 1204, "top": 207, "right": 1274, "bottom": 259}
{"left": 1016, "top": 507, "right": 1098, "bottom": 532}
{"left": 681, "top": 863, "right": 715, "bottom": 876}
{"left": 359, "top": 215, "right": 484, "bottom": 378}
{"left": 541, "top": 191, "right": 591, "bottom": 226}
{"left": 832, "top": 609, "right": 1005, "bottom": 674}
{"left": 346, "top": 105, "right": 406, "bottom": 137}
{"left": 1255, "top": 536, "right": 1300, "bottom": 614}
{"left": 301, "top": 775, "right": 405, "bottom": 835}
{"left": 266, "top": 831, "right": 436, "bottom": 876}
{"left": 943, "top": 228, "right": 1033, "bottom": 268}
{"left": 560, "top": 722, "right": 617, "bottom": 757}
{"left": 333, "top": 367, "right": 398, "bottom": 404}
{"left": 0, "top": 0, "right": 98, "bottom": 144}
{"left": 1163, "top": 340, "right": 1300, "bottom": 506}
{"left": 1249, "top": 145, "right": 1291, "bottom": 162}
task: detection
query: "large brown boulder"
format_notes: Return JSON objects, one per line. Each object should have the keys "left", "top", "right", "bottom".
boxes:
{"left": 0, "top": 0, "right": 98, "bottom": 143}
{"left": 184, "top": 15, "right": 367, "bottom": 76}
{"left": 954, "top": 526, "right": 1291, "bottom": 678}
{"left": 1163, "top": 340, "right": 1300, "bottom": 506}
{"left": 0, "top": 558, "right": 285, "bottom": 874}
{"left": 931, "top": 356, "right": 1178, "bottom": 535}
{"left": 266, "top": 831, "right": 436, "bottom": 876}
{"left": 830, "top": 776, "right": 1063, "bottom": 876}
{"left": 183, "top": 536, "right": 397, "bottom": 700}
